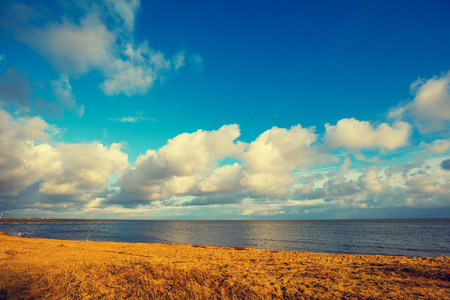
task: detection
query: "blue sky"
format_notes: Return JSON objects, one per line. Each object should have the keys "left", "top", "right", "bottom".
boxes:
{"left": 0, "top": 0, "right": 449, "bottom": 219}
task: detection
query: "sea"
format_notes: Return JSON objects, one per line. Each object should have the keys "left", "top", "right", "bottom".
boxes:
{"left": 1, "top": 218, "right": 449, "bottom": 257}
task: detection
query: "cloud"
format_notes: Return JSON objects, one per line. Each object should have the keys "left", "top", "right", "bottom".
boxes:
{"left": 389, "top": 73, "right": 450, "bottom": 134}
{"left": 51, "top": 75, "right": 84, "bottom": 117}
{"left": 197, "top": 163, "right": 242, "bottom": 194}
{"left": 358, "top": 166, "right": 385, "bottom": 193}
{"left": 325, "top": 118, "right": 411, "bottom": 150}
{"left": 294, "top": 156, "right": 450, "bottom": 211}
{"left": 1, "top": 0, "right": 186, "bottom": 96}
{"left": 410, "top": 73, "right": 450, "bottom": 133}
{"left": 173, "top": 51, "right": 185, "bottom": 70}
{"left": 0, "top": 109, "right": 57, "bottom": 195}
{"left": 38, "top": 142, "right": 129, "bottom": 197}
{"left": 117, "top": 125, "right": 245, "bottom": 202}
{"left": 441, "top": 159, "right": 450, "bottom": 170}
{"left": 181, "top": 194, "right": 244, "bottom": 206}
{"left": 108, "top": 113, "right": 152, "bottom": 123}
{"left": 0, "top": 108, "right": 128, "bottom": 209}
{"left": 296, "top": 174, "right": 359, "bottom": 201}
{"left": 104, "top": 0, "right": 140, "bottom": 31}
{"left": 0, "top": 54, "right": 5, "bottom": 62}
{"left": 240, "top": 125, "right": 331, "bottom": 197}
{"left": 421, "top": 139, "right": 450, "bottom": 154}
{"left": 406, "top": 171, "right": 450, "bottom": 196}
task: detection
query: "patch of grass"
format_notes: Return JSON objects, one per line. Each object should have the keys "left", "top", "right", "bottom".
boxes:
{"left": 3, "top": 249, "right": 19, "bottom": 258}
{"left": 1, "top": 260, "right": 262, "bottom": 300}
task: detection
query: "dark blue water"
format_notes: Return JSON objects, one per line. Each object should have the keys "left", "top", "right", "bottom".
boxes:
{"left": 1, "top": 219, "right": 449, "bottom": 257}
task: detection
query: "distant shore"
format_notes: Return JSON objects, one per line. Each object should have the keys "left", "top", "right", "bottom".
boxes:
{"left": 0, "top": 218, "right": 57, "bottom": 221}
{"left": 0, "top": 221, "right": 121, "bottom": 225}
{"left": 1, "top": 232, "right": 449, "bottom": 299}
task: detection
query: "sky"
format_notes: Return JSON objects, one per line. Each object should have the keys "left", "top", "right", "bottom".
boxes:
{"left": 0, "top": 0, "right": 449, "bottom": 220}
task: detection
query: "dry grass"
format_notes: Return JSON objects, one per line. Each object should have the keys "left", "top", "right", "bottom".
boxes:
{"left": 1, "top": 260, "right": 260, "bottom": 299}
{"left": 0, "top": 232, "right": 449, "bottom": 299}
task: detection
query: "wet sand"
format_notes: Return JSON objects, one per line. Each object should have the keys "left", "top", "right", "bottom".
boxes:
{"left": 0, "top": 232, "right": 449, "bottom": 299}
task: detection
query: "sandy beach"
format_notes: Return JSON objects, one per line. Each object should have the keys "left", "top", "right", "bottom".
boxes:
{"left": 0, "top": 232, "right": 449, "bottom": 299}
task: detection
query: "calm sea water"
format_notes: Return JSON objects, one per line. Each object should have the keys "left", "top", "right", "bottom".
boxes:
{"left": 1, "top": 219, "right": 449, "bottom": 257}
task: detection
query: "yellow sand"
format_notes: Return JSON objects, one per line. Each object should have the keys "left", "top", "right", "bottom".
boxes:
{"left": 0, "top": 232, "right": 449, "bottom": 299}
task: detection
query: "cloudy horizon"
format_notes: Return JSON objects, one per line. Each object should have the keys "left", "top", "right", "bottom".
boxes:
{"left": 0, "top": 0, "right": 449, "bottom": 219}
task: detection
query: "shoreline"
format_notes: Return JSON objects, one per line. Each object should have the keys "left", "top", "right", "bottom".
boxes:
{"left": 1, "top": 232, "right": 449, "bottom": 299}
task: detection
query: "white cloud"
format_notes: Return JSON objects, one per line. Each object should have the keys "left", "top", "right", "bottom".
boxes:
{"left": 389, "top": 73, "right": 450, "bottom": 134}
{"left": 108, "top": 113, "right": 152, "bottom": 123}
{"left": 240, "top": 125, "right": 330, "bottom": 197}
{"left": 409, "top": 73, "right": 450, "bottom": 133}
{"left": 0, "top": 109, "right": 57, "bottom": 195}
{"left": 118, "top": 125, "right": 246, "bottom": 201}
{"left": 421, "top": 139, "right": 450, "bottom": 154}
{"left": 173, "top": 51, "right": 185, "bottom": 70}
{"left": 358, "top": 166, "right": 385, "bottom": 193}
{"left": 198, "top": 163, "right": 242, "bottom": 193}
{"left": 0, "top": 108, "right": 128, "bottom": 209}
{"left": 39, "top": 142, "right": 128, "bottom": 197}
{"left": 18, "top": 12, "right": 115, "bottom": 76}
{"left": 406, "top": 169, "right": 450, "bottom": 196}
{"left": 104, "top": 0, "right": 140, "bottom": 31}
{"left": 1, "top": 0, "right": 186, "bottom": 97}
{"left": 325, "top": 118, "right": 411, "bottom": 150}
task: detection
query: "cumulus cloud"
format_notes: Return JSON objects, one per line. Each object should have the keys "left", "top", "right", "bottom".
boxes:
{"left": 240, "top": 125, "right": 331, "bottom": 197}
{"left": 0, "top": 0, "right": 185, "bottom": 96}
{"left": 197, "top": 163, "right": 242, "bottom": 194}
{"left": 0, "top": 109, "right": 57, "bottom": 195}
{"left": 409, "top": 73, "right": 450, "bottom": 133}
{"left": 295, "top": 157, "right": 450, "bottom": 211}
{"left": 358, "top": 166, "right": 385, "bottom": 193}
{"left": 406, "top": 172, "right": 450, "bottom": 196}
{"left": 118, "top": 125, "right": 246, "bottom": 202}
{"left": 0, "top": 108, "right": 128, "bottom": 210}
{"left": 117, "top": 124, "right": 337, "bottom": 204}
{"left": 325, "top": 118, "right": 411, "bottom": 150}
{"left": 296, "top": 174, "right": 359, "bottom": 201}
{"left": 39, "top": 142, "right": 128, "bottom": 197}
{"left": 389, "top": 73, "right": 450, "bottom": 134}
{"left": 420, "top": 139, "right": 450, "bottom": 154}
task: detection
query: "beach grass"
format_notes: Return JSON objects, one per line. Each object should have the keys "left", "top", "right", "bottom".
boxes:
{"left": 0, "top": 232, "right": 449, "bottom": 299}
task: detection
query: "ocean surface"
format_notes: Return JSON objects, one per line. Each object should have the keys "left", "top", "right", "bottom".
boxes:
{"left": 1, "top": 218, "right": 449, "bottom": 257}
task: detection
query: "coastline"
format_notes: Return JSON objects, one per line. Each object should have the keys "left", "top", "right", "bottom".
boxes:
{"left": 0, "top": 221, "right": 122, "bottom": 225}
{"left": 1, "top": 232, "right": 449, "bottom": 299}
